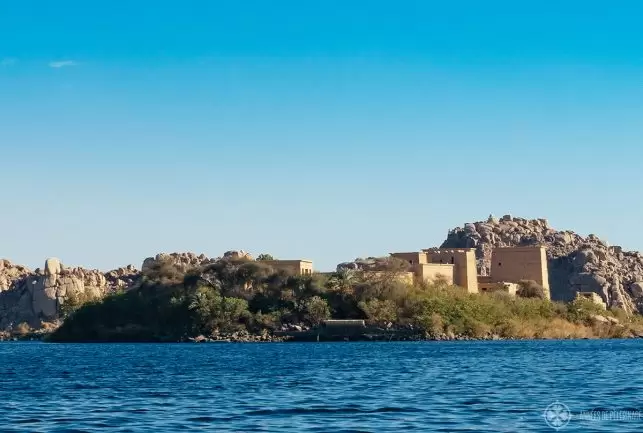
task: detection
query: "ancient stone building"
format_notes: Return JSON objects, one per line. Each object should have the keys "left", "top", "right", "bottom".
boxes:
{"left": 424, "top": 248, "right": 479, "bottom": 293}
{"left": 390, "top": 248, "right": 479, "bottom": 293}
{"left": 488, "top": 246, "right": 550, "bottom": 298}
{"left": 391, "top": 245, "right": 551, "bottom": 298}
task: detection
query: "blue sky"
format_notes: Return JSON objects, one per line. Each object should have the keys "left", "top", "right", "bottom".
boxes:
{"left": 2, "top": 1, "right": 643, "bottom": 272}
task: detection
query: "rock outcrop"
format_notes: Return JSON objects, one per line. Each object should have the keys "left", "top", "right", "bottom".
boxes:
{"left": 141, "top": 252, "right": 215, "bottom": 273}
{"left": 337, "top": 257, "right": 390, "bottom": 272}
{"left": 0, "top": 258, "right": 140, "bottom": 329}
{"left": 140, "top": 251, "right": 255, "bottom": 274}
{"left": 1, "top": 251, "right": 260, "bottom": 331}
{"left": 0, "top": 252, "right": 241, "bottom": 330}
{"left": 441, "top": 215, "right": 643, "bottom": 312}
{"left": 223, "top": 250, "right": 253, "bottom": 260}
{"left": 336, "top": 256, "right": 409, "bottom": 273}
{"left": 0, "top": 260, "right": 31, "bottom": 292}
{"left": 105, "top": 265, "right": 140, "bottom": 290}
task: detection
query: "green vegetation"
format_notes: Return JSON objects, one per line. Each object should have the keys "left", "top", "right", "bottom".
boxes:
{"left": 516, "top": 279, "right": 547, "bottom": 299}
{"left": 49, "top": 258, "right": 643, "bottom": 342}
{"left": 60, "top": 290, "right": 102, "bottom": 318}
{"left": 256, "top": 254, "right": 275, "bottom": 261}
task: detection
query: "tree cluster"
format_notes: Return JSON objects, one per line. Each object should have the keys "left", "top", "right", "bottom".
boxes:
{"left": 50, "top": 256, "right": 643, "bottom": 341}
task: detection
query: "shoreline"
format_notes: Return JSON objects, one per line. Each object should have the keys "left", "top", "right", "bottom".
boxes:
{"left": 4, "top": 331, "right": 643, "bottom": 344}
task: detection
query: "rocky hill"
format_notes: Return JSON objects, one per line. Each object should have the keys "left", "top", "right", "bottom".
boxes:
{"left": 0, "top": 250, "right": 253, "bottom": 330}
{"left": 141, "top": 250, "right": 253, "bottom": 273}
{"left": 441, "top": 215, "right": 643, "bottom": 312}
{"left": 0, "top": 258, "right": 139, "bottom": 329}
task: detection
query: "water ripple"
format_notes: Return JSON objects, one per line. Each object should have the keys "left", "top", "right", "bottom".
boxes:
{"left": 1, "top": 340, "right": 643, "bottom": 432}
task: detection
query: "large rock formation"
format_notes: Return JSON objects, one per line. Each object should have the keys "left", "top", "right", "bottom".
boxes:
{"left": 105, "top": 265, "right": 140, "bottom": 290}
{"left": 223, "top": 250, "right": 253, "bottom": 261}
{"left": 0, "top": 251, "right": 253, "bottom": 331}
{"left": 441, "top": 215, "right": 643, "bottom": 312}
{"left": 0, "top": 258, "right": 140, "bottom": 329}
{"left": 0, "top": 260, "right": 31, "bottom": 292}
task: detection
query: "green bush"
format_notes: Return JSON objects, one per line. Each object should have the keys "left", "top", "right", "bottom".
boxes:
{"left": 189, "top": 284, "right": 250, "bottom": 334}
{"left": 302, "top": 296, "right": 331, "bottom": 325}
{"left": 358, "top": 299, "right": 398, "bottom": 325}
{"left": 516, "top": 280, "right": 546, "bottom": 299}
{"left": 60, "top": 290, "right": 101, "bottom": 318}
{"left": 566, "top": 297, "right": 607, "bottom": 324}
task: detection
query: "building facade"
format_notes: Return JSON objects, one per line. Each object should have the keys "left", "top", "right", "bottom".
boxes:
{"left": 391, "top": 245, "right": 551, "bottom": 299}
{"left": 260, "top": 260, "right": 313, "bottom": 275}
{"left": 390, "top": 248, "right": 479, "bottom": 293}
{"left": 489, "top": 246, "right": 550, "bottom": 299}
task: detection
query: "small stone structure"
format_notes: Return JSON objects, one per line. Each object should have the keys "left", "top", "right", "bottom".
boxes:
{"left": 323, "top": 319, "right": 365, "bottom": 327}
{"left": 260, "top": 259, "right": 313, "bottom": 275}
{"left": 576, "top": 292, "right": 607, "bottom": 309}
{"left": 478, "top": 280, "right": 519, "bottom": 296}
{"left": 320, "top": 319, "right": 366, "bottom": 339}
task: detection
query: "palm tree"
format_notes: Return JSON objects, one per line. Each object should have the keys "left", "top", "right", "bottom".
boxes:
{"left": 327, "top": 269, "right": 356, "bottom": 295}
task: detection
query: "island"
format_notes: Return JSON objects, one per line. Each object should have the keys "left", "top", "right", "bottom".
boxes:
{"left": 1, "top": 214, "right": 642, "bottom": 342}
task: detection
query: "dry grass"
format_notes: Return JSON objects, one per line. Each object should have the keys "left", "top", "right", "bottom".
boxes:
{"left": 397, "top": 281, "right": 642, "bottom": 340}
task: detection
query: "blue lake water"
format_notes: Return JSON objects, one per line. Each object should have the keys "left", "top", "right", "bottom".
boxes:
{"left": 1, "top": 340, "right": 642, "bottom": 432}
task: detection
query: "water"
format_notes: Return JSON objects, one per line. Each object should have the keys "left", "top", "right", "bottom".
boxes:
{"left": 1, "top": 340, "right": 642, "bottom": 432}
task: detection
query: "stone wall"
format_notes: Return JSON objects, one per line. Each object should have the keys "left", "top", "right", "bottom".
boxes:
{"left": 259, "top": 260, "right": 314, "bottom": 275}
{"left": 416, "top": 263, "right": 455, "bottom": 285}
{"left": 490, "top": 246, "right": 550, "bottom": 299}
{"left": 424, "top": 249, "right": 479, "bottom": 293}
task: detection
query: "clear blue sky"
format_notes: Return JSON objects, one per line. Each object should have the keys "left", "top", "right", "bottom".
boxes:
{"left": 2, "top": 1, "right": 643, "bottom": 272}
